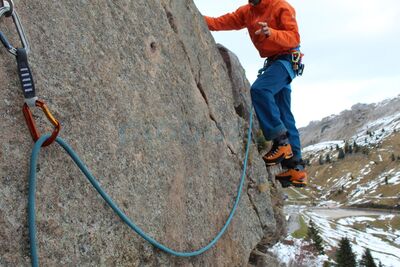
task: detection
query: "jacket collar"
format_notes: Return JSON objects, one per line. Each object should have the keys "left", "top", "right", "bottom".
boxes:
{"left": 250, "top": 0, "right": 274, "bottom": 11}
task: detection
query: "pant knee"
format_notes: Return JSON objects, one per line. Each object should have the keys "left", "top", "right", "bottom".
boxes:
{"left": 251, "top": 85, "right": 272, "bottom": 98}
{"left": 250, "top": 84, "right": 260, "bottom": 96}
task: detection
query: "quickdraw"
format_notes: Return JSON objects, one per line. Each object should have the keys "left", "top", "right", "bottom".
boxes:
{"left": 0, "top": 0, "right": 60, "bottom": 146}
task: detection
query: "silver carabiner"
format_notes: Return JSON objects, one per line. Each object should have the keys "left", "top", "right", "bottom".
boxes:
{"left": 0, "top": 0, "right": 12, "bottom": 18}
{"left": 0, "top": 0, "right": 30, "bottom": 56}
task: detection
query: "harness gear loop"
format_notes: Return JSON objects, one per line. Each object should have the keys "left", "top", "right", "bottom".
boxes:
{"left": 22, "top": 100, "right": 61, "bottom": 147}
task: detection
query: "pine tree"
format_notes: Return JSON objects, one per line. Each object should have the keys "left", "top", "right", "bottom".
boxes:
{"left": 344, "top": 141, "right": 350, "bottom": 154}
{"left": 319, "top": 155, "right": 325, "bottom": 165}
{"left": 360, "top": 248, "right": 377, "bottom": 267}
{"left": 335, "top": 237, "right": 357, "bottom": 267}
{"left": 348, "top": 144, "right": 353, "bottom": 154}
{"left": 392, "top": 153, "right": 396, "bottom": 161}
{"left": 353, "top": 141, "right": 360, "bottom": 153}
{"left": 338, "top": 148, "right": 345, "bottom": 159}
{"left": 325, "top": 154, "right": 331, "bottom": 163}
{"left": 307, "top": 220, "right": 325, "bottom": 255}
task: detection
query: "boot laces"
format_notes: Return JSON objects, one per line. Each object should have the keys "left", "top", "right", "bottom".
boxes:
{"left": 266, "top": 143, "right": 280, "bottom": 158}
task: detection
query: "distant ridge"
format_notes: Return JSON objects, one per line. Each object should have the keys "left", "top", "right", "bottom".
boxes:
{"left": 300, "top": 95, "right": 400, "bottom": 147}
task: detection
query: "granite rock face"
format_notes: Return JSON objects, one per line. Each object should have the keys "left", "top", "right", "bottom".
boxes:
{"left": 0, "top": 1, "right": 283, "bottom": 266}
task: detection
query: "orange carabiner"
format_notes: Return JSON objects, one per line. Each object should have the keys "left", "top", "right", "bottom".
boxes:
{"left": 22, "top": 99, "right": 61, "bottom": 147}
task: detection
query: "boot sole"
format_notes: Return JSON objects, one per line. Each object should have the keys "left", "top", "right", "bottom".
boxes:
{"left": 292, "top": 182, "right": 307, "bottom": 188}
{"left": 278, "top": 180, "right": 307, "bottom": 188}
{"left": 264, "top": 152, "right": 293, "bottom": 166}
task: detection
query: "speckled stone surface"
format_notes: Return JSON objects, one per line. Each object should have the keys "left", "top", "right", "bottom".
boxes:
{"left": 0, "top": 1, "right": 283, "bottom": 266}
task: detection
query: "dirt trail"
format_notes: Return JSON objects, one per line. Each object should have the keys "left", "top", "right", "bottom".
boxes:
{"left": 309, "top": 207, "right": 395, "bottom": 219}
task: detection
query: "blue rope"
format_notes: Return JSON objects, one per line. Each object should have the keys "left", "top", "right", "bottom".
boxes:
{"left": 28, "top": 110, "right": 253, "bottom": 267}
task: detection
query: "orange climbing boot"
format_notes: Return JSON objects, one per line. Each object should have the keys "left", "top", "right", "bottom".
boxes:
{"left": 262, "top": 134, "right": 293, "bottom": 165}
{"left": 263, "top": 143, "right": 293, "bottom": 165}
{"left": 276, "top": 168, "right": 308, "bottom": 188}
{"left": 276, "top": 158, "right": 307, "bottom": 188}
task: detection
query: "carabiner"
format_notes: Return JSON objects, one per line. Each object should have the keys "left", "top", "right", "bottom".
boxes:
{"left": 0, "top": 1, "right": 29, "bottom": 56}
{"left": 0, "top": 0, "right": 13, "bottom": 18}
{"left": 291, "top": 51, "right": 301, "bottom": 64}
{"left": 22, "top": 100, "right": 61, "bottom": 147}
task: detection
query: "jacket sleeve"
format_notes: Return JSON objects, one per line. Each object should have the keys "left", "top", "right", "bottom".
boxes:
{"left": 204, "top": 6, "right": 246, "bottom": 31}
{"left": 267, "top": 5, "right": 300, "bottom": 49}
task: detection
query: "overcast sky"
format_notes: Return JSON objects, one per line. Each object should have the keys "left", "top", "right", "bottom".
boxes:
{"left": 193, "top": 0, "right": 400, "bottom": 127}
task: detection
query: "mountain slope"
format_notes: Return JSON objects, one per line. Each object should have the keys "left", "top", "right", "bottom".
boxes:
{"left": 300, "top": 95, "right": 400, "bottom": 147}
{"left": 270, "top": 105, "right": 400, "bottom": 266}
{"left": 305, "top": 132, "right": 400, "bottom": 208}
{"left": 300, "top": 97, "right": 400, "bottom": 208}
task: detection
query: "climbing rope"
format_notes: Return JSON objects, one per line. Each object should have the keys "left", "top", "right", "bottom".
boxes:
{"left": 29, "top": 112, "right": 253, "bottom": 266}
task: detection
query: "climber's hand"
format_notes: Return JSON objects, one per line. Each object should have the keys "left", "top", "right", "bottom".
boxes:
{"left": 255, "top": 22, "right": 270, "bottom": 37}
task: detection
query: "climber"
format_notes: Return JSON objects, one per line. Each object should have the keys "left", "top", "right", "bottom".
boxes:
{"left": 203, "top": 0, "right": 307, "bottom": 188}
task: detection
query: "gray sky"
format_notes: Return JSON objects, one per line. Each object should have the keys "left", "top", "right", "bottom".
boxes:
{"left": 194, "top": 0, "right": 400, "bottom": 127}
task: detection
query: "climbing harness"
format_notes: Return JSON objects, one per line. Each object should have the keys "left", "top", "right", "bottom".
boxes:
{"left": 1, "top": 1, "right": 255, "bottom": 266}
{"left": 0, "top": 0, "right": 60, "bottom": 146}
{"left": 257, "top": 46, "right": 304, "bottom": 77}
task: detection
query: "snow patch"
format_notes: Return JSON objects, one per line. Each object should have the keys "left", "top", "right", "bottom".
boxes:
{"left": 388, "top": 171, "right": 400, "bottom": 185}
{"left": 269, "top": 237, "right": 329, "bottom": 267}
{"left": 304, "top": 210, "right": 400, "bottom": 267}
{"left": 337, "top": 216, "right": 376, "bottom": 226}
{"left": 303, "top": 141, "right": 344, "bottom": 153}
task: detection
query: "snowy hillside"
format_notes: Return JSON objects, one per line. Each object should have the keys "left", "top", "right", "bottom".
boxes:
{"left": 268, "top": 105, "right": 400, "bottom": 267}
{"left": 302, "top": 111, "right": 400, "bottom": 208}
{"left": 299, "top": 96, "right": 400, "bottom": 147}
{"left": 269, "top": 206, "right": 400, "bottom": 267}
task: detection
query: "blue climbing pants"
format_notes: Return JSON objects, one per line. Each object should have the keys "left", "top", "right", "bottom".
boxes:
{"left": 250, "top": 60, "right": 302, "bottom": 160}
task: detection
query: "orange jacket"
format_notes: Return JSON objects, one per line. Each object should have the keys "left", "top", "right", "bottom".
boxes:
{"left": 205, "top": 0, "right": 300, "bottom": 58}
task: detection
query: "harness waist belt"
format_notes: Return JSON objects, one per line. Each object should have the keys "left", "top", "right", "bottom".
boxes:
{"left": 267, "top": 54, "right": 292, "bottom": 62}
